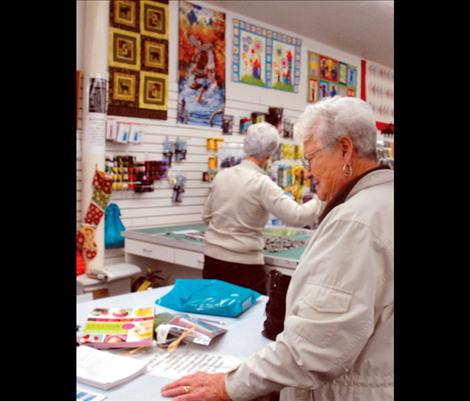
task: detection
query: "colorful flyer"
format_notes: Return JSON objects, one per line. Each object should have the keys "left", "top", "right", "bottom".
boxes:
{"left": 78, "top": 307, "right": 154, "bottom": 349}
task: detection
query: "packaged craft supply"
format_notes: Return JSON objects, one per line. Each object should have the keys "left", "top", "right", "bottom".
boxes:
{"left": 155, "top": 279, "right": 261, "bottom": 318}
{"left": 154, "top": 313, "right": 227, "bottom": 348}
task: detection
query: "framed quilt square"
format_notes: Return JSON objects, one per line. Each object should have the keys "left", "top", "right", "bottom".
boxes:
{"left": 347, "top": 65, "right": 357, "bottom": 89}
{"left": 109, "top": 68, "right": 138, "bottom": 106}
{"left": 139, "top": 71, "right": 168, "bottom": 110}
{"left": 140, "top": 0, "right": 168, "bottom": 39}
{"left": 319, "top": 55, "right": 339, "bottom": 82}
{"left": 329, "top": 83, "right": 339, "bottom": 97}
{"left": 109, "top": 28, "right": 140, "bottom": 70}
{"left": 110, "top": 0, "right": 139, "bottom": 32}
{"left": 339, "top": 62, "right": 348, "bottom": 85}
{"left": 308, "top": 78, "right": 319, "bottom": 103}
{"left": 308, "top": 51, "right": 320, "bottom": 79}
{"left": 337, "top": 84, "right": 347, "bottom": 97}
{"left": 141, "top": 36, "right": 168, "bottom": 74}
{"left": 347, "top": 87, "right": 356, "bottom": 97}
{"left": 319, "top": 80, "right": 329, "bottom": 100}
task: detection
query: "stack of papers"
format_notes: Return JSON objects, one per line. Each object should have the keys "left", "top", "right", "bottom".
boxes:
{"left": 77, "top": 346, "right": 150, "bottom": 390}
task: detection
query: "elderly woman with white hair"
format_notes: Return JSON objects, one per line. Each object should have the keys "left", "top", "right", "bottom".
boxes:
{"left": 201, "top": 121, "right": 323, "bottom": 295}
{"left": 161, "top": 96, "right": 394, "bottom": 401}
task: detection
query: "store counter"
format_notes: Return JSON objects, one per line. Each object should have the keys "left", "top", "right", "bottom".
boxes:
{"left": 76, "top": 285, "right": 271, "bottom": 400}
{"left": 123, "top": 223, "right": 314, "bottom": 276}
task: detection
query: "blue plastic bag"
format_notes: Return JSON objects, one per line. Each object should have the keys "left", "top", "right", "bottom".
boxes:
{"left": 155, "top": 279, "right": 261, "bottom": 318}
{"left": 104, "top": 203, "right": 125, "bottom": 248}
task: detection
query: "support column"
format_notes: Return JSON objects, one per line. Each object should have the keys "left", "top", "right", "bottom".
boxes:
{"left": 81, "top": 0, "right": 110, "bottom": 273}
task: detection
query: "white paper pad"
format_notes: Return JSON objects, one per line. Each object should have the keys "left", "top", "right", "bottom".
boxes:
{"left": 147, "top": 350, "right": 241, "bottom": 379}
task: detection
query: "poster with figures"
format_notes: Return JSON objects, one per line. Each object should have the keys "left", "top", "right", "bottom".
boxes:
{"left": 177, "top": 1, "right": 225, "bottom": 127}
{"left": 307, "top": 50, "right": 357, "bottom": 103}
{"left": 232, "top": 19, "right": 301, "bottom": 93}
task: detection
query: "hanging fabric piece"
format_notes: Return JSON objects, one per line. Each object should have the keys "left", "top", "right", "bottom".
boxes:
{"left": 77, "top": 169, "right": 113, "bottom": 260}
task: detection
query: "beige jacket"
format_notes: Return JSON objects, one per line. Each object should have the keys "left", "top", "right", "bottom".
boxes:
{"left": 225, "top": 169, "right": 394, "bottom": 401}
{"left": 202, "top": 160, "right": 323, "bottom": 265}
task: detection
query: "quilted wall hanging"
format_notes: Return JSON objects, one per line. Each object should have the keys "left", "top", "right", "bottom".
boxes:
{"left": 360, "top": 59, "right": 394, "bottom": 129}
{"left": 307, "top": 51, "right": 357, "bottom": 103}
{"left": 177, "top": 1, "right": 226, "bottom": 128}
{"left": 232, "top": 18, "right": 302, "bottom": 93}
{"left": 108, "top": 0, "right": 169, "bottom": 120}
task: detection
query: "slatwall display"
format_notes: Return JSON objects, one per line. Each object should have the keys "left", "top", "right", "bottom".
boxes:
{"left": 105, "top": 82, "right": 301, "bottom": 254}
{"left": 77, "top": 1, "right": 364, "bottom": 265}
{"left": 101, "top": 82, "right": 304, "bottom": 264}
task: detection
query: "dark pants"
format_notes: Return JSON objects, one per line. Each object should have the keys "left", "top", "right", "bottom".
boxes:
{"left": 202, "top": 255, "right": 268, "bottom": 295}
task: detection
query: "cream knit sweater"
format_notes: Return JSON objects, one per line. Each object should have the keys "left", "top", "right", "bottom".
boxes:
{"left": 202, "top": 160, "right": 323, "bottom": 265}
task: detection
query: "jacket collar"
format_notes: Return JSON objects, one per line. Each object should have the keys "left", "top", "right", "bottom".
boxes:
{"left": 346, "top": 168, "right": 394, "bottom": 201}
{"left": 318, "top": 166, "right": 393, "bottom": 224}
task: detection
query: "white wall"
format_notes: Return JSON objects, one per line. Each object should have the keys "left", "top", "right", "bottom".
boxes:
{"left": 77, "top": 0, "right": 363, "bottom": 265}
{"left": 76, "top": 0, "right": 85, "bottom": 70}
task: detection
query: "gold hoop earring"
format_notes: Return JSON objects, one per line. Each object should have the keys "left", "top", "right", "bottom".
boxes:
{"left": 342, "top": 164, "right": 352, "bottom": 177}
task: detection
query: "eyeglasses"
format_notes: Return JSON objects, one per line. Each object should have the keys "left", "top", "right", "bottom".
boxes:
{"left": 301, "top": 141, "right": 337, "bottom": 169}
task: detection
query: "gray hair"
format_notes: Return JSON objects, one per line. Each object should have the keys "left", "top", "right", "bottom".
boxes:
{"left": 294, "top": 96, "right": 377, "bottom": 158}
{"left": 244, "top": 122, "right": 280, "bottom": 159}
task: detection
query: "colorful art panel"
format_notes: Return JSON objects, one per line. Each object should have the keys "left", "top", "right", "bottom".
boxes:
{"left": 139, "top": 71, "right": 168, "bottom": 110}
{"left": 109, "top": 28, "right": 140, "bottom": 71}
{"left": 267, "top": 32, "right": 301, "bottom": 93}
{"left": 110, "top": 0, "right": 140, "bottom": 32}
{"left": 308, "top": 51, "right": 320, "bottom": 79}
{"left": 339, "top": 62, "right": 348, "bottom": 85}
{"left": 177, "top": 1, "right": 226, "bottom": 127}
{"left": 108, "top": 0, "right": 169, "bottom": 120}
{"left": 306, "top": 47, "right": 358, "bottom": 102}
{"left": 308, "top": 79, "right": 319, "bottom": 103}
{"left": 232, "top": 19, "right": 301, "bottom": 93}
{"left": 270, "top": 39, "right": 297, "bottom": 92}
{"left": 239, "top": 30, "right": 267, "bottom": 87}
{"left": 319, "top": 80, "right": 329, "bottom": 100}
{"left": 141, "top": 35, "right": 168, "bottom": 74}
{"left": 319, "top": 55, "right": 339, "bottom": 83}
{"left": 232, "top": 20, "right": 268, "bottom": 87}
{"left": 140, "top": 0, "right": 169, "bottom": 39}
